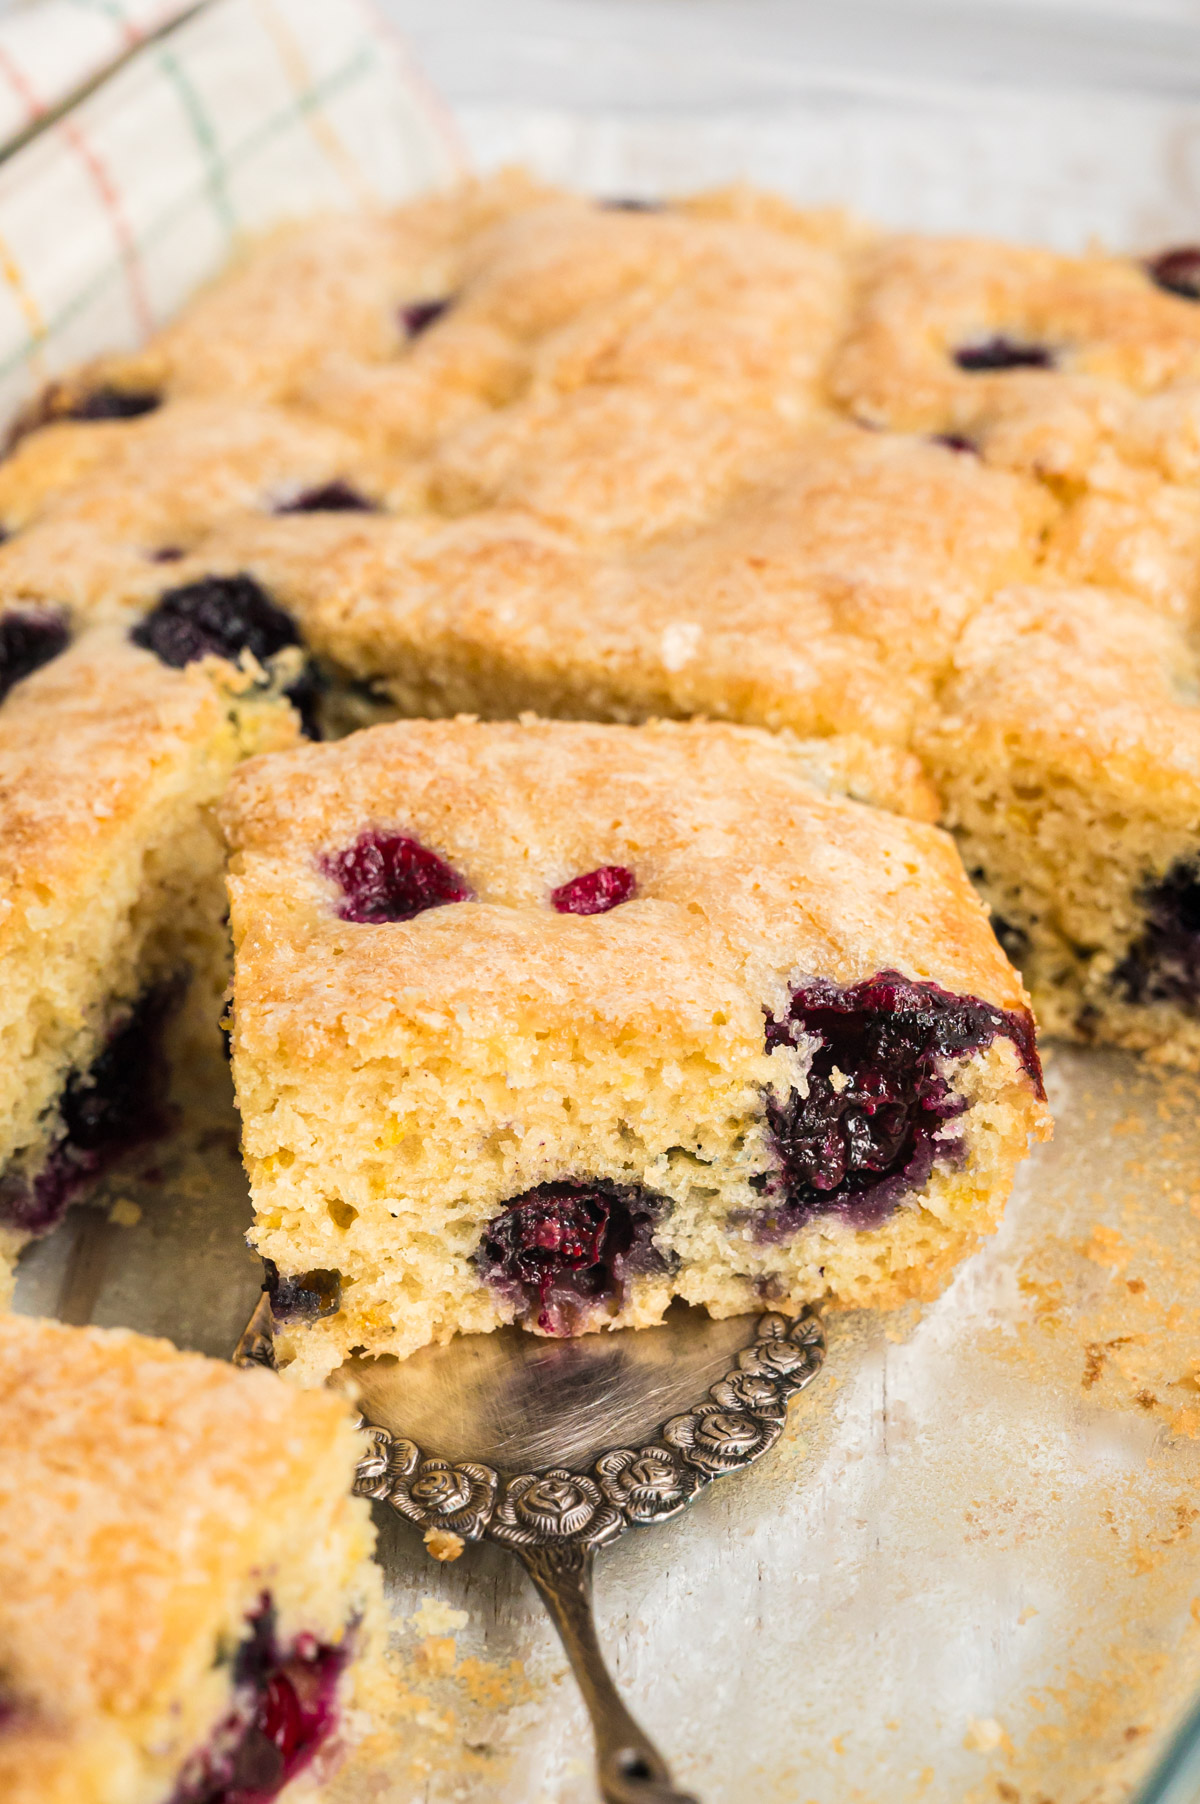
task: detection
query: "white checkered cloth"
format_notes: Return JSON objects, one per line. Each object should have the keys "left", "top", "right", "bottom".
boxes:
{"left": 0, "top": 0, "right": 464, "bottom": 426}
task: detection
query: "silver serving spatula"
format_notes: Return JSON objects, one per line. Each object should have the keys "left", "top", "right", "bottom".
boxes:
{"left": 235, "top": 1296, "right": 825, "bottom": 1804}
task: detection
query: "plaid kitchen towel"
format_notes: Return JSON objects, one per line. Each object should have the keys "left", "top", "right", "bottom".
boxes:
{"left": 0, "top": 0, "right": 465, "bottom": 426}
{"left": 0, "top": 0, "right": 188, "bottom": 154}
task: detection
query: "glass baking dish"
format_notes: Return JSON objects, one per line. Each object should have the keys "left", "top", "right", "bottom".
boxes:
{"left": 14, "top": 1, "right": 1200, "bottom": 1797}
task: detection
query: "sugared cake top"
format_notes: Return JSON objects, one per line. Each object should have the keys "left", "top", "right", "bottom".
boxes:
{"left": 221, "top": 715, "right": 1035, "bottom": 1067}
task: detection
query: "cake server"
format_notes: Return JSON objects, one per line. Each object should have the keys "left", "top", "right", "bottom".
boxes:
{"left": 236, "top": 1295, "right": 825, "bottom": 1804}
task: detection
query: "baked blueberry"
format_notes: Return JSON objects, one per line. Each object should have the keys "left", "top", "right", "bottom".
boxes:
{"left": 130, "top": 575, "right": 324, "bottom": 734}
{"left": 1146, "top": 246, "right": 1200, "bottom": 300}
{"left": 262, "top": 1260, "right": 342, "bottom": 1322}
{"left": 0, "top": 978, "right": 181, "bottom": 1238}
{"left": 61, "top": 385, "right": 161, "bottom": 422}
{"left": 131, "top": 575, "right": 302, "bottom": 671}
{"left": 0, "top": 607, "right": 69, "bottom": 704}
{"left": 551, "top": 865, "right": 636, "bottom": 915}
{"left": 759, "top": 971, "right": 1042, "bottom": 1235}
{"left": 274, "top": 481, "right": 375, "bottom": 515}
{"left": 399, "top": 298, "right": 451, "bottom": 337}
{"left": 1114, "top": 860, "right": 1200, "bottom": 1007}
{"left": 474, "top": 1180, "right": 670, "bottom": 1334}
{"left": 933, "top": 433, "right": 979, "bottom": 455}
{"left": 173, "top": 1598, "right": 348, "bottom": 1804}
{"left": 11, "top": 383, "right": 162, "bottom": 445}
{"left": 953, "top": 337, "right": 1055, "bottom": 372}
{"left": 323, "top": 830, "right": 470, "bottom": 924}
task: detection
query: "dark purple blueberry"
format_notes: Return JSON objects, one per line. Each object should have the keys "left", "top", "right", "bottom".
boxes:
{"left": 0, "top": 607, "right": 69, "bottom": 703}
{"left": 262, "top": 1260, "right": 341, "bottom": 1322}
{"left": 0, "top": 1145, "right": 79, "bottom": 1237}
{"left": 6, "top": 383, "right": 154, "bottom": 450}
{"left": 990, "top": 913, "right": 1028, "bottom": 965}
{"left": 171, "top": 1596, "right": 347, "bottom": 1804}
{"left": 322, "top": 831, "right": 469, "bottom": 924}
{"left": 0, "top": 977, "right": 183, "bottom": 1238}
{"left": 274, "top": 481, "right": 375, "bottom": 515}
{"left": 131, "top": 574, "right": 301, "bottom": 670}
{"left": 11, "top": 383, "right": 162, "bottom": 447}
{"left": 61, "top": 385, "right": 161, "bottom": 422}
{"left": 1114, "top": 860, "right": 1200, "bottom": 1007}
{"left": 953, "top": 337, "right": 1055, "bottom": 372}
{"left": 933, "top": 432, "right": 979, "bottom": 455}
{"left": 753, "top": 970, "right": 1042, "bottom": 1238}
{"left": 150, "top": 546, "right": 184, "bottom": 563}
{"left": 279, "top": 664, "right": 326, "bottom": 742}
{"left": 399, "top": 297, "right": 451, "bottom": 337}
{"left": 1147, "top": 246, "right": 1200, "bottom": 301}
{"left": 551, "top": 865, "right": 637, "bottom": 916}
{"left": 598, "top": 197, "right": 664, "bottom": 212}
{"left": 61, "top": 980, "right": 180, "bottom": 1153}
{"left": 474, "top": 1180, "right": 672, "bottom": 1334}
{"left": 131, "top": 576, "right": 323, "bottom": 736}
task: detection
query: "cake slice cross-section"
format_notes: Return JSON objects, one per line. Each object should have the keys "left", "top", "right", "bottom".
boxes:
{"left": 221, "top": 717, "right": 1051, "bottom": 1381}
{"left": 0, "top": 1312, "right": 382, "bottom": 1804}
{"left": 0, "top": 621, "right": 299, "bottom": 1303}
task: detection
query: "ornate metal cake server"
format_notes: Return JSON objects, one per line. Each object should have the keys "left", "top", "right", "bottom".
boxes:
{"left": 235, "top": 1297, "right": 825, "bottom": 1804}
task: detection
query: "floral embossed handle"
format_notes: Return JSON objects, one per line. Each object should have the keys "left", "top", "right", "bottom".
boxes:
{"left": 516, "top": 1539, "right": 697, "bottom": 1804}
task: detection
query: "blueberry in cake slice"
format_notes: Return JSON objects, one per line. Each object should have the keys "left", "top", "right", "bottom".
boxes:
{"left": 0, "top": 1312, "right": 380, "bottom": 1804}
{"left": 0, "top": 621, "right": 298, "bottom": 1303}
{"left": 221, "top": 717, "right": 1049, "bottom": 1381}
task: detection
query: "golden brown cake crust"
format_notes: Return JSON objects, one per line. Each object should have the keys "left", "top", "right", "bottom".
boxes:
{"left": 174, "top": 419, "right": 1045, "bottom": 749}
{"left": 829, "top": 233, "right": 1200, "bottom": 476}
{"left": 0, "top": 628, "right": 235, "bottom": 909}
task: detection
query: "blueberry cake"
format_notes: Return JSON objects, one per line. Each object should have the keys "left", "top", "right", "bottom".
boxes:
{"left": 0, "top": 620, "right": 297, "bottom": 1302}
{"left": 221, "top": 717, "right": 1049, "bottom": 1378}
{"left": 10, "top": 177, "right": 1200, "bottom": 1070}
{"left": 0, "top": 1312, "right": 380, "bottom": 1804}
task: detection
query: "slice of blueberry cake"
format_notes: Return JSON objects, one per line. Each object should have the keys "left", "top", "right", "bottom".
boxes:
{"left": 0, "top": 1312, "right": 380, "bottom": 1804}
{"left": 221, "top": 717, "right": 1049, "bottom": 1381}
{"left": 923, "top": 582, "right": 1200, "bottom": 1066}
{"left": 0, "top": 621, "right": 297, "bottom": 1302}
{"left": 178, "top": 419, "right": 1045, "bottom": 748}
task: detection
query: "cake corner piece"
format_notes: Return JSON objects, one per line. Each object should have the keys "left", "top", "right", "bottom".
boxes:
{"left": 0, "top": 614, "right": 301, "bottom": 1292}
{"left": 0, "top": 1310, "right": 383, "bottom": 1804}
